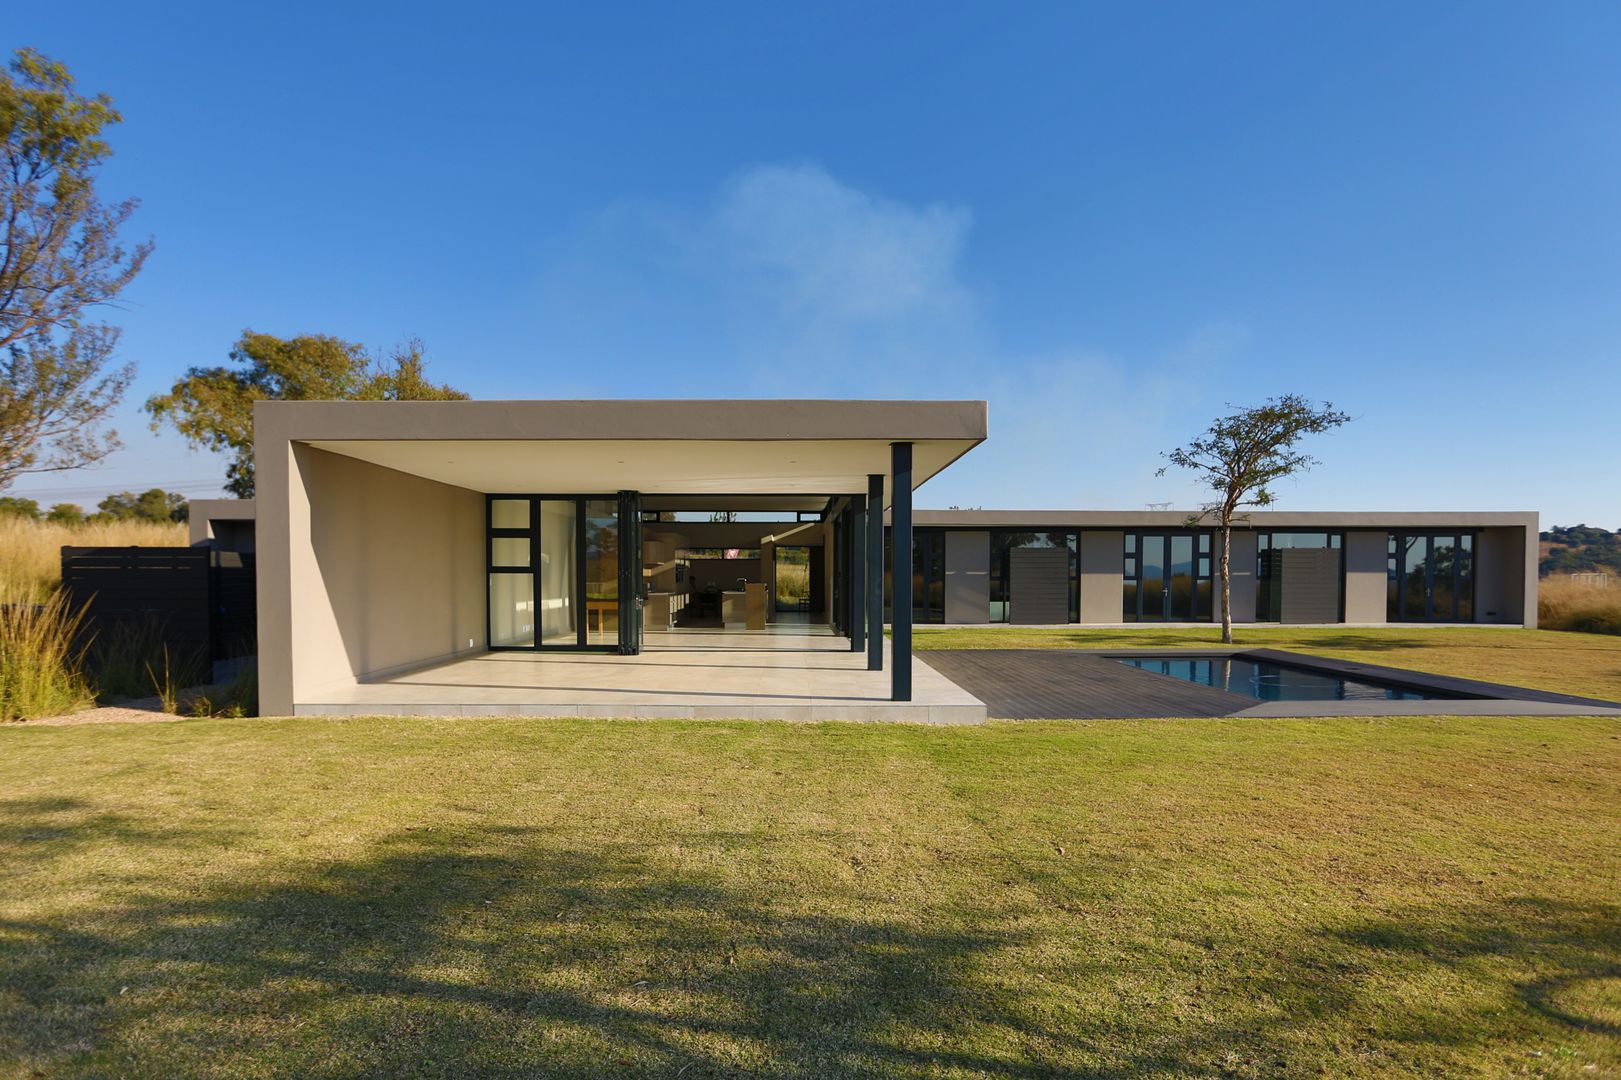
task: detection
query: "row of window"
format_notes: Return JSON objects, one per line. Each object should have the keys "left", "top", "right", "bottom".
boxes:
{"left": 886, "top": 528, "right": 1476, "bottom": 625}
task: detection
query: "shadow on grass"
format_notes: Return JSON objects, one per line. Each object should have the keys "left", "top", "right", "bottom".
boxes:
{"left": 2, "top": 814, "right": 1618, "bottom": 1077}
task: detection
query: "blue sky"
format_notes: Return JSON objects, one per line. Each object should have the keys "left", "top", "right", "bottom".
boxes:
{"left": 7, "top": 2, "right": 1619, "bottom": 526}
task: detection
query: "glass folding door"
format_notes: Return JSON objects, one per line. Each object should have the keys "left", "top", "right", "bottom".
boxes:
{"left": 488, "top": 495, "right": 637, "bottom": 651}
{"left": 1124, "top": 532, "right": 1213, "bottom": 621}
{"left": 1387, "top": 532, "right": 1474, "bottom": 622}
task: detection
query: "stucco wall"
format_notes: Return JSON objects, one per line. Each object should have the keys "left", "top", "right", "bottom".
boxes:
{"left": 1475, "top": 525, "right": 1530, "bottom": 625}
{"left": 290, "top": 445, "right": 484, "bottom": 700}
{"left": 1343, "top": 530, "right": 1389, "bottom": 622}
{"left": 1079, "top": 531, "right": 1124, "bottom": 623}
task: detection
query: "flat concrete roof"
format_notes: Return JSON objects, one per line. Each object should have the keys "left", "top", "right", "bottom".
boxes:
{"left": 257, "top": 399, "right": 986, "bottom": 505}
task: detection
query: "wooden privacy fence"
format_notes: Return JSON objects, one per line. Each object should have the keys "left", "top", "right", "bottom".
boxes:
{"left": 60, "top": 547, "right": 257, "bottom": 664}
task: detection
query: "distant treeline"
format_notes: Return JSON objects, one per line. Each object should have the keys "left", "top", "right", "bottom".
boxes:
{"left": 1541, "top": 525, "right": 1621, "bottom": 576}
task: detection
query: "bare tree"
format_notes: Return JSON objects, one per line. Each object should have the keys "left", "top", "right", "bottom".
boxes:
{"left": 1159, "top": 395, "right": 1352, "bottom": 644}
{"left": 0, "top": 48, "right": 151, "bottom": 491}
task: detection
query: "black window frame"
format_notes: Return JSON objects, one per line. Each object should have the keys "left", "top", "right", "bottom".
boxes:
{"left": 1122, "top": 530, "right": 1214, "bottom": 622}
{"left": 1387, "top": 530, "right": 1476, "bottom": 623}
{"left": 486, "top": 493, "right": 625, "bottom": 652}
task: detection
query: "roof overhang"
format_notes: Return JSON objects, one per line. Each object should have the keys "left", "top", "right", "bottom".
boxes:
{"left": 259, "top": 399, "right": 986, "bottom": 508}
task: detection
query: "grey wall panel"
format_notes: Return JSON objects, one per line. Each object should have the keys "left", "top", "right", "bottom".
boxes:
{"left": 1343, "top": 530, "right": 1388, "bottom": 623}
{"left": 1010, "top": 547, "right": 1070, "bottom": 625}
{"left": 944, "top": 530, "right": 990, "bottom": 624}
{"left": 1279, "top": 548, "right": 1342, "bottom": 623}
{"left": 1079, "top": 531, "right": 1124, "bottom": 623}
{"left": 1222, "top": 530, "right": 1259, "bottom": 624}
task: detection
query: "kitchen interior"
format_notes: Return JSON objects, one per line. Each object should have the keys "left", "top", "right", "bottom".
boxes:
{"left": 641, "top": 498, "right": 829, "bottom": 634}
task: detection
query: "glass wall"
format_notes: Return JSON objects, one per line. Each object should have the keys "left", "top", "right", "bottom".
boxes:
{"left": 538, "top": 500, "right": 577, "bottom": 645}
{"left": 487, "top": 495, "right": 624, "bottom": 649}
{"left": 1255, "top": 532, "right": 1343, "bottom": 621}
{"left": 1388, "top": 532, "right": 1475, "bottom": 622}
{"left": 913, "top": 529, "right": 946, "bottom": 624}
{"left": 989, "top": 531, "right": 1077, "bottom": 623}
{"left": 584, "top": 499, "right": 620, "bottom": 645}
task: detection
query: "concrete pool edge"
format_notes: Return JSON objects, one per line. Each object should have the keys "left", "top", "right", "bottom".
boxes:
{"left": 917, "top": 648, "right": 1621, "bottom": 720}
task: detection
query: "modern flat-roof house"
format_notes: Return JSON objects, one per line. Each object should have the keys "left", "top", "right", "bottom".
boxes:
{"left": 253, "top": 398, "right": 1537, "bottom": 720}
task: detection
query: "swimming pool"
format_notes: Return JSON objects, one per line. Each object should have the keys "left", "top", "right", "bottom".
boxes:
{"left": 1113, "top": 655, "right": 1463, "bottom": 702}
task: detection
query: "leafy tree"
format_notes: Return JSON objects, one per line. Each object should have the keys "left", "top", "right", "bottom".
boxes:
{"left": 1, "top": 49, "right": 150, "bottom": 493}
{"left": 145, "top": 331, "right": 468, "bottom": 497}
{"left": 1540, "top": 524, "right": 1621, "bottom": 576}
{"left": 93, "top": 487, "right": 187, "bottom": 523}
{"left": 0, "top": 494, "right": 41, "bottom": 519}
{"left": 1159, "top": 395, "right": 1352, "bottom": 644}
{"left": 45, "top": 501, "right": 83, "bottom": 524}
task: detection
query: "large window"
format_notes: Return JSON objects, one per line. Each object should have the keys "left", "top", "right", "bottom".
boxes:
{"left": 1255, "top": 532, "right": 1343, "bottom": 622}
{"left": 1124, "top": 532, "right": 1213, "bottom": 622}
{"left": 990, "top": 531, "right": 1077, "bottom": 623}
{"left": 584, "top": 499, "right": 620, "bottom": 645}
{"left": 488, "top": 495, "right": 624, "bottom": 649}
{"left": 913, "top": 529, "right": 946, "bottom": 624}
{"left": 1388, "top": 532, "right": 1475, "bottom": 622}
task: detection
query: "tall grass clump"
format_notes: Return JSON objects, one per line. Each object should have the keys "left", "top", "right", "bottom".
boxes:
{"left": 0, "top": 584, "right": 96, "bottom": 722}
{"left": 1540, "top": 575, "right": 1621, "bottom": 635}
{"left": 0, "top": 516, "right": 189, "bottom": 603}
{"left": 87, "top": 616, "right": 207, "bottom": 703}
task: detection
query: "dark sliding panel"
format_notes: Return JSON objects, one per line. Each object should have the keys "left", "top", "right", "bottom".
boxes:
{"left": 990, "top": 530, "right": 1077, "bottom": 623}
{"left": 1255, "top": 532, "right": 1344, "bottom": 622}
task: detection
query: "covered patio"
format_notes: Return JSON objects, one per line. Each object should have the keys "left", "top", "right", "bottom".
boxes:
{"left": 254, "top": 399, "right": 988, "bottom": 720}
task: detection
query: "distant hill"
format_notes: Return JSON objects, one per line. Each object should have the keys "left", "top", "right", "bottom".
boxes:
{"left": 1540, "top": 525, "right": 1621, "bottom": 577}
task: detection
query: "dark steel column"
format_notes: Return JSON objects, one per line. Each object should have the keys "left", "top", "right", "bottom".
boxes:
{"left": 849, "top": 495, "right": 866, "bottom": 651}
{"left": 866, "top": 473, "right": 884, "bottom": 671}
{"left": 891, "top": 442, "right": 913, "bottom": 701}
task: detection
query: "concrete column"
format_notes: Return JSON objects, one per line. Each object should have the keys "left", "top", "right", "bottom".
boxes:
{"left": 850, "top": 496, "right": 866, "bottom": 651}
{"left": 866, "top": 473, "right": 884, "bottom": 669}
{"left": 891, "top": 442, "right": 912, "bottom": 701}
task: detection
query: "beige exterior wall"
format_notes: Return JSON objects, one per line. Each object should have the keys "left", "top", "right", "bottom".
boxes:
{"left": 1475, "top": 524, "right": 1533, "bottom": 626}
{"left": 263, "top": 445, "right": 484, "bottom": 711}
{"left": 1343, "top": 530, "right": 1389, "bottom": 622}
{"left": 1078, "top": 530, "right": 1124, "bottom": 623}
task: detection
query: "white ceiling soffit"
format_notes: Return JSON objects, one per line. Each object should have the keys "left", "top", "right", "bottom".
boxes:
{"left": 299, "top": 439, "right": 973, "bottom": 503}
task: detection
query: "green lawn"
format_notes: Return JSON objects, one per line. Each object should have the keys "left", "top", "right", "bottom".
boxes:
{"left": 3, "top": 716, "right": 1619, "bottom": 1077}
{"left": 911, "top": 625, "right": 1621, "bottom": 703}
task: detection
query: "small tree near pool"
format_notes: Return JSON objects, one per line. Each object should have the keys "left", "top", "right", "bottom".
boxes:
{"left": 1159, "top": 396, "right": 1352, "bottom": 644}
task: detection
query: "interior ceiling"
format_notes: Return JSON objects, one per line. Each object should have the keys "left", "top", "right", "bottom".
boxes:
{"left": 300, "top": 438, "right": 976, "bottom": 506}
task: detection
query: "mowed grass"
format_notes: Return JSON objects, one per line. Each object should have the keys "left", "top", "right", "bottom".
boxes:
{"left": 912, "top": 625, "right": 1621, "bottom": 703}
{"left": 3, "top": 716, "right": 1619, "bottom": 1077}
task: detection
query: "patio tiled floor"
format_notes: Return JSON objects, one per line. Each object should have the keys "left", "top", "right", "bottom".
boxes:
{"left": 296, "top": 629, "right": 987, "bottom": 724}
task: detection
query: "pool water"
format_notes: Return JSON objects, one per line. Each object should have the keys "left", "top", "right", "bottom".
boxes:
{"left": 1114, "top": 655, "right": 1456, "bottom": 702}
